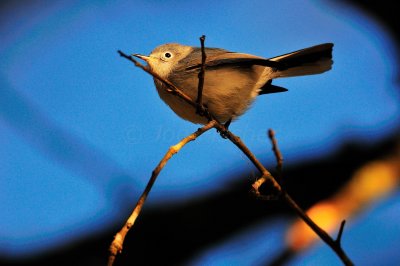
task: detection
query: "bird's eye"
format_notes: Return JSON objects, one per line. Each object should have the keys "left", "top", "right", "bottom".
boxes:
{"left": 164, "top": 52, "right": 172, "bottom": 58}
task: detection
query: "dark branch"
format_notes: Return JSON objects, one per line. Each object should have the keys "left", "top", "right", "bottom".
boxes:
{"left": 196, "top": 35, "right": 207, "bottom": 115}
{"left": 336, "top": 220, "right": 347, "bottom": 246}
{"left": 281, "top": 194, "right": 353, "bottom": 265}
{"left": 268, "top": 129, "right": 284, "bottom": 178}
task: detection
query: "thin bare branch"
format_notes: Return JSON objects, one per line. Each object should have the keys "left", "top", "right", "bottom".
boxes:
{"left": 254, "top": 129, "right": 352, "bottom": 265}
{"left": 215, "top": 121, "right": 353, "bottom": 265}
{"left": 196, "top": 35, "right": 207, "bottom": 115}
{"left": 336, "top": 220, "right": 347, "bottom": 246}
{"left": 108, "top": 120, "right": 217, "bottom": 266}
{"left": 268, "top": 129, "right": 283, "bottom": 176}
{"left": 281, "top": 193, "right": 353, "bottom": 265}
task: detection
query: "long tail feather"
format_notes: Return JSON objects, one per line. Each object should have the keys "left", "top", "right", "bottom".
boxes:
{"left": 270, "top": 43, "right": 333, "bottom": 78}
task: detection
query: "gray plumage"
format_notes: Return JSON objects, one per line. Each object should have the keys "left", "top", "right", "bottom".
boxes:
{"left": 134, "top": 43, "right": 333, "bottom": 124}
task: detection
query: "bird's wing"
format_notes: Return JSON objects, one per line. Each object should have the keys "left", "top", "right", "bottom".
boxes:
{"left": 176, "top": 48, "right": 284, "bottom": 72}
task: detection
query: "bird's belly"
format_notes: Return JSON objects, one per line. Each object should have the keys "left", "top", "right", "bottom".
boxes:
{"left": 156, "top": 86, "right": 210, "bottom": 124}
{"left": 154, "top": 73, "right": 260, "bottom": 124}
{"left": 157, "top": 88, "right": 256, "bottom": 125}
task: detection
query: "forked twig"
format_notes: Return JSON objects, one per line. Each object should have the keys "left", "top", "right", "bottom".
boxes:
{"left": 108, "top": 120, "right": 216, "bottom": 266}
{"left": 253, "top": 130, "right": 352, "bottom": 265}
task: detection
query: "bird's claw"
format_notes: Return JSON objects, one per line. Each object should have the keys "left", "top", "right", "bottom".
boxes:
{"left": 217, "top": 129, "right": 229, "bottom": 139}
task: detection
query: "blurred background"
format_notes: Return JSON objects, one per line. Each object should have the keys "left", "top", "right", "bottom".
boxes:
{"left": 1, "top": 0, "right": 399, "bottom": 265}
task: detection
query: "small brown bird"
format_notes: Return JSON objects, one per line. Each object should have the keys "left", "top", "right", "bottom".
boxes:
{"left": 134, "top": 43, "right": 333, "bottom": 124}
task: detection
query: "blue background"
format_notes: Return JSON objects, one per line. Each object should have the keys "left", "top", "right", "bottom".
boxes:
{"left": 1, "top": 0, "right": 399, "bottom": 265}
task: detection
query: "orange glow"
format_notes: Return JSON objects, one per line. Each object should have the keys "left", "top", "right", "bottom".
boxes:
{"left": 286, "top": 202, "right": 341, "bottom": 251}
{"left": 345, "top": 161, "right": 398, "bottom": 206}
{"left": 286, "top": 158, "right": 399, "bottom": 251}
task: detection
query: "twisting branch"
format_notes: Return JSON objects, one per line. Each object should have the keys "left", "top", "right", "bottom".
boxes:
{"left": 212, "top": 122, "right": 353, "bottom": 264}
{"left": 108, "top": 120, "right": 216, "bottom": 266}
{"left": 253, "top": 130, "right": 352, "bottom": 265}
{"left": 247, "top": 129, "right": 282, "bottom": 199}
{"left": 111, "top": 37, "right": 354, "bottom": 266}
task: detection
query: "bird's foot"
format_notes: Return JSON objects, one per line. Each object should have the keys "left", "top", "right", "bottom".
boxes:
{"left": 217, "top": 119, "right": 232, "bottom": 139}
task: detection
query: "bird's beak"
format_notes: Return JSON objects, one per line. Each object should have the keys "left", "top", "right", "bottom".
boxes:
{"left": 132, "top": 54, "right": 151, "bottom": 62}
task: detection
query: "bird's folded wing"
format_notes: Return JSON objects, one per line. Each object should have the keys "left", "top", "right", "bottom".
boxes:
{"left": 179, "top": 50, "right": 285, "bottom": 72}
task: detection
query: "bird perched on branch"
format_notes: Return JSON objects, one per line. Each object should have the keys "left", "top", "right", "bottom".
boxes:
{"left": 134, "top": 43, "right": 333, "bottom": 125}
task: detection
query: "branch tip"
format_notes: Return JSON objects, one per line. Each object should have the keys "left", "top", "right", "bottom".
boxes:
{"left": 336, "top": 220, "right": 347, "bottom": 245}
{"left": 196, "top": 35, "right": 207, "bottom": 115}
{"left": 268, "top": 128, "right": 283, "bottom": 178}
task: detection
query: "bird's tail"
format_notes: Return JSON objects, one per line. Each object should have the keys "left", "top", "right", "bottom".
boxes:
{"left": 270, "top": 43, "right": 333, "bottom": 78}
